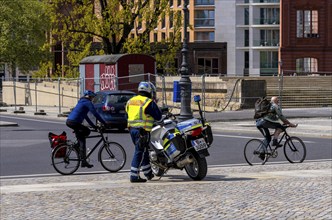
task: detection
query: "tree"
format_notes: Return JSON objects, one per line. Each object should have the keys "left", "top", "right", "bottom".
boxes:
{"left": 0, "top": 0, "right": 51, "bottom": 76}
{"left": 46, "top": 0, "right": 182, "bottom": 76}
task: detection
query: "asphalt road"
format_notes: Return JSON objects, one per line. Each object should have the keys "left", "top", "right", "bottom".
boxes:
{"left": 0, "top": 115, "right": 331, "bottom": 177}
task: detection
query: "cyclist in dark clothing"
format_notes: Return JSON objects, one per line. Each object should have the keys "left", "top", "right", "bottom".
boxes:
{"left": 66, "top": 90, "right": 107, "bottom": 168}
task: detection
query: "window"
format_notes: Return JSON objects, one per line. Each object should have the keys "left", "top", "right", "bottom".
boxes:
{"left": 244, "top": 8, "right": 249, "bottom": 25}
{"left": 169, "top": 11, "right": 174, "bottom": 28}
{"left": 297, "top": 10, "right": 319, "bottom": 38}
{"left": 177, "top": 0, "right": 181, "bottom": 7}
{"left": 161, "top": 15, "right": 166, "bottom": 29}
{"left": 194, "top": 0, "right": 214, "bottom": 5}
{"left": 194, "top": 10, "right": 215, "bottom": 27}
{"left": 260, "top": 51, "right": 278, "bottom": 68}
{"left": 260, "top": 8, "right": 279, "bottom": 24}
{"left": 169, "top": 0, "right": 173, "bottom": 7}
{"left": 244, "top": 52, "right": 249, "bottom": 68}
{"left": 169, "top": 32, "right": 174, "bottom": 40}
{"left": 154, "top": 33, "right": 158, "bottom": 42}
{"left": 244, "top": 30, "right": 249, "bottom": 46}
{"left": 162, "top": 32, "right": 166, "bottom": 40}
{"left": 260, "top": 30, "right": 279, "bottom": 46}
{"left": 197, "top": 58, "right": 219, "bottom": 74}
{"left": 195, "top": 32, "right": 214, "bottom": 42}
{"left": 296, "top": 58, "right": 318, "bottom": 72}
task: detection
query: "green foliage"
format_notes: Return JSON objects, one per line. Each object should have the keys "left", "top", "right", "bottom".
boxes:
{"left": 45, "top": 0, "right": 182, "bottom": 76}
{"left": 0, "top": 0, "right": 51, "bottom": 75}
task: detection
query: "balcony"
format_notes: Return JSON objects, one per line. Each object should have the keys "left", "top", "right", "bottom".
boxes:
{"left": 254, "top": 39, "right": 279, "bottom": 46}
{"left": 253, "top": 0, "right": 279, "bottom": 3}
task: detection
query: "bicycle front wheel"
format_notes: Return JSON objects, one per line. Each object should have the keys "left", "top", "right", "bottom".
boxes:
{"left": 52, "top": 144, "right": 80, "bottom": 175}
{"left": 284, "top": 136, "right": 306, "bottom": 163}
{"left": 99, "top": 141, "right": 126, "bottom": 172}
{"left": 244, "top": 139, "right": 267, "bottom": 166}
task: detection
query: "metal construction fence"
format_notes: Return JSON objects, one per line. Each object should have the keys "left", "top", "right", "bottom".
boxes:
{"left": 1, "top": 73, "right": 332, "bottom": 115}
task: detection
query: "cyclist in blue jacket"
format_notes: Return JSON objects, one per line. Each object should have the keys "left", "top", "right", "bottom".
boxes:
{"left": 66, "top": 90, "right": 107, "bottom": 168}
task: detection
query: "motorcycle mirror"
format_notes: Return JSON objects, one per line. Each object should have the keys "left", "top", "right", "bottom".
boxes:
{"left": 194, "top": 95, "right": 201, "bottom": 103}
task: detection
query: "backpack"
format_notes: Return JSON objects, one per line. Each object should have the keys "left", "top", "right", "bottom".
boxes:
{"left": 254, "top": 97, "right": 271, "bottom": 119}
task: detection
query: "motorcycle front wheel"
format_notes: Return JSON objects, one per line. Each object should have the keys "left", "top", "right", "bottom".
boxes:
{"left": 184, "top": 151, "right": 207, "bottom": 181}
{"left": 151, "top": 163, "right": 165, "bottom": 176}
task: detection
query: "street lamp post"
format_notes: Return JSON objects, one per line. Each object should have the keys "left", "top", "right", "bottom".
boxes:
{"left": 179, "top": 0, "right": 193, "bottom": 121}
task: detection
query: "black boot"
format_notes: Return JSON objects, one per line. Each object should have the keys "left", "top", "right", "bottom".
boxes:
{"left": 80, "top": 146, "right": 93, "bottom": 168}
{"left": 81, "top": 160, "right": 93, "bottom": 168}
{"left": 272, "top": 139, "right": 282, "bottom": 148}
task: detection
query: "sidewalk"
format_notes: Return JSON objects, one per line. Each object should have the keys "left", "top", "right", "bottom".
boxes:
{"left": 1, "top": 161, "right": 331, "bottom": 219}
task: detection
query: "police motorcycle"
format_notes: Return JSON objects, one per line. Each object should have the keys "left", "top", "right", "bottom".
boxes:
{"left": 149, "top": 95, "right": 213, "bottom": 180}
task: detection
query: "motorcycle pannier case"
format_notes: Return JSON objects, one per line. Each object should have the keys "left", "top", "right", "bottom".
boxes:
{"left": 163, "top": 131, "right": 185, "bottom": 161}
{"left": 203, "top": 124, "right": 213, "bottom": 145}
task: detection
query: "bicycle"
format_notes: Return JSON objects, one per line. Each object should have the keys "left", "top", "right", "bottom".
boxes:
{"left": 244, "top": 125, "right": 306, "bottom": 165}
{"left": 51, "top": 126, "right": 126, "bottom": 175}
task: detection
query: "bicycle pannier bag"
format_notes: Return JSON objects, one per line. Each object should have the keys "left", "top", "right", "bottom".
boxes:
{"left": 48, "top": 131, "right": 67, "bottom": 158}
{"left": 254, "top": 97, "right": 271, "bottom": 119}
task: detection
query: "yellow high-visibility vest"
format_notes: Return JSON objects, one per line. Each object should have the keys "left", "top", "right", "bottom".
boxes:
{"left": 126, "top": 95, "right": 154, "bottom": 131}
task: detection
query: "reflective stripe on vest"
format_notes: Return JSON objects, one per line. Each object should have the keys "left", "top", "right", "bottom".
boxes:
{"left": 126, "top": 95, "right": 154, "bottom": 131}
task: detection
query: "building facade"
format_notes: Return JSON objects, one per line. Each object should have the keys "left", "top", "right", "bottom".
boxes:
{"left": 280, "top": 0, "right": 332, "bottom": 75}
{"left": 217, "top": 0, "right": 280, "bottom": 76}
{"left": 153, "top": 0, "right": 281, "bottom": 76}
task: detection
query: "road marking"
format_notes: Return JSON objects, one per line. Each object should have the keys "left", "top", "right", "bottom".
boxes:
{"left": 213, "top": 134, "right": 315, "bottom": 143}
{"left": 1, "top": 159, "right": 331, "bottom": 180}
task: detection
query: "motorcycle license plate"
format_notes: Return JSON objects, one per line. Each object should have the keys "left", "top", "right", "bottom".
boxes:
{"left": 192, "top": 138, "right": 208, "bottom": 151}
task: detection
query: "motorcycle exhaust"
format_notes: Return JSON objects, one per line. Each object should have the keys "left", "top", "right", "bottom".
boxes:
{"left": 176, "top": 155, "right": 194, "bottom": 168}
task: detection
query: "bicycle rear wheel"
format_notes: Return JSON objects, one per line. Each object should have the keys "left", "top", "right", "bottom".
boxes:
{"left": 284, "top": 136, "right": 306, "bottom": 163}
{"left": 244, "top": 139, "right": 267, "bottom": 165}
{"left": 52, "top": 144, "right": 80, "bottom": 175}
{"left": 99, "top": 141, "right": 126, "bottom": 172}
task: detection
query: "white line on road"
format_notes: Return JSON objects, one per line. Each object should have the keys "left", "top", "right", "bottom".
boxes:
{"left": 213, "top": 134, "right": 315, "bottom": 143}
{"left": 1, "top": 159, "right": 331, "bottom": 180}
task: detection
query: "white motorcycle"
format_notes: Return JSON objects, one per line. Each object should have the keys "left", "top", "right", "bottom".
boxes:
{"left": 149, "top": 95, "right": 213, "bottom": 180}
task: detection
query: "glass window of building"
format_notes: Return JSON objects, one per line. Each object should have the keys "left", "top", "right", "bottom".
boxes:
{"left": 177, "top": 0, "right": 181, "bottom": 7}
{"left": 169, "top": 0, "right": 173, "bottom": 7}
{"left": 194, "top": 10, "right": 215, "bottom": 27}
{"left": 260, "top": 51, "right": 278, "bottom": 75}
{"left": 297, "top": 10, "right": 319, "bottom": 38}
{"left": 154, "top": 33, "right": 158, "bottom": 42}
{"left": 245, "top": 30, "right": 249, "bottom": 46}
{"left": 260, "top": 8, "right": 279, "bottom": 24}
{"left": 296, "top": 58, "right": 318, "bottom": 72}
{"left": 260, "top": 30, "right": 279, "bottom": 46}
{"left": 197, "top": 58, "right": 219, "bottom": 74}
{"left": 194, "top": 0, "right": 215, "bottom": 5}
{"left": 195, "top": 32, "right": 215, "bottom": 42}
{"left": 169, "top": 11, "right": 174, "bottom": 28}
{"left": 244, "top": 8, "right": 249, "bottom": 25}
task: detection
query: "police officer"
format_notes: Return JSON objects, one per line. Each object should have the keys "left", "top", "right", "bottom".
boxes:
{"left": 126, "top": 82, "right": 162, "bottom": 183}
{"left": 66, "top": 90, "right": 107, "bottom": 168}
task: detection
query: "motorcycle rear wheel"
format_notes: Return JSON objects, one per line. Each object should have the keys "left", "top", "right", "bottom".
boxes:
{"left": 184, "top": 151, "right": 207, "bottom": 180}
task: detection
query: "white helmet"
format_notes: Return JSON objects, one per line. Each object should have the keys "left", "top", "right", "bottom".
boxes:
{"left": 138, "top": 81, "right": 152, "bottom": 94}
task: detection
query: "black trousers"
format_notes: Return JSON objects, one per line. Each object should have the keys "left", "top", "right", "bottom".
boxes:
{"left": 66, "top": 120, "right": 91, "bottom": 159}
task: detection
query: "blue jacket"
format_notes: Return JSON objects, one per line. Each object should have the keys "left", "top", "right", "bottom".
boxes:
{"left": 67, "top": 97, "right": 106, "bottom": 127}
{"left": 145, "top": 100, "right": 162, "bottom": 121}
